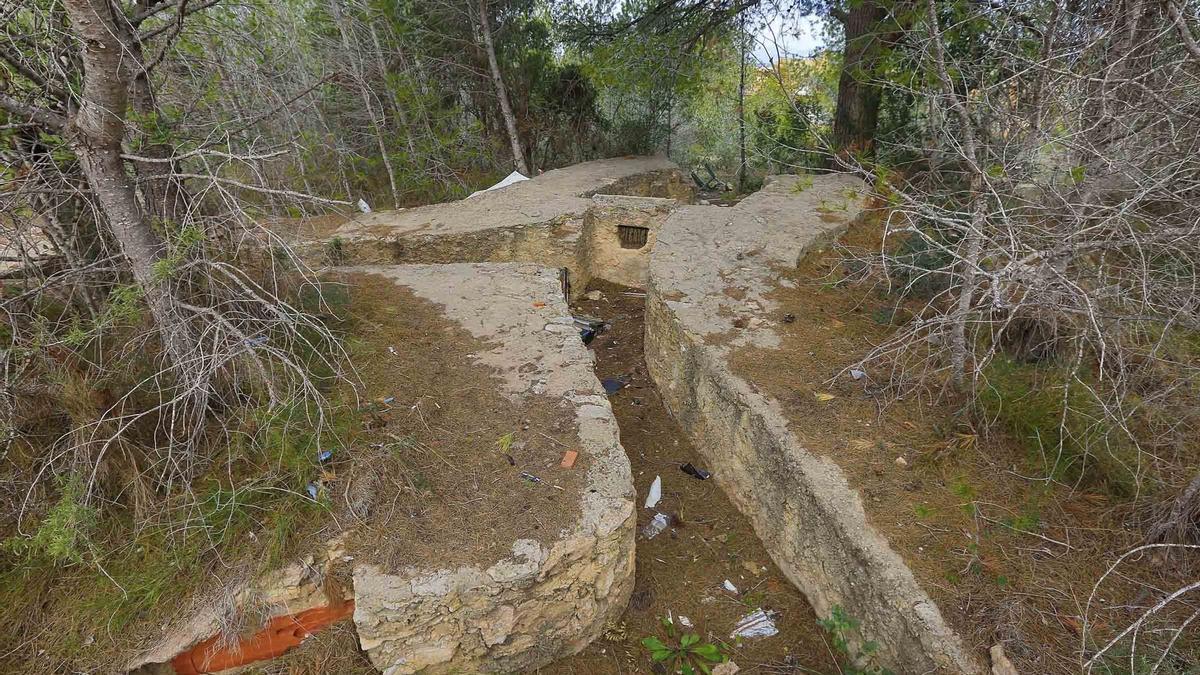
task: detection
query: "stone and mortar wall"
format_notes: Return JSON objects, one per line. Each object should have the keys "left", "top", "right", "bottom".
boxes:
{"left": 643, "top": 175, "right": 983, "bottom": 673}
{"left": 346, "top": 264, "right": 636, "bottom": 674}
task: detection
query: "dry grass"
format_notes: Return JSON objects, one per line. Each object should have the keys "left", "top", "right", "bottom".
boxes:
{"left": 726, "top": 214, "right": 1200, "bottom": 672}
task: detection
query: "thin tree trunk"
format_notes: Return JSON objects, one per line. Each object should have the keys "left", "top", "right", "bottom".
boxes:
{"left": 128, "top": 0, "right": 189, "bottom": 224}
{"left": 61, "top": 0, "right": 194, "bottom": 371}
{"left": 737, "top": 11, "right": 748, "bottom": 192}
{"left": 832, "top": 2, "right": 887, "bottom": 158}
{"left": 478, "top": 0, "right": 529, "bottom": 176}
{"left": 368, "top": 21, "right": 419, "bottom": 163}
{"left": 925, "top": 0, "right": 984, "bottom": 389}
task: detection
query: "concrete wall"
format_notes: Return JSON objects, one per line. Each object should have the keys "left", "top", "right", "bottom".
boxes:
{"left": 290, "top": 157, "right": 694, "bottom": 299}
{"left": 643, "top": 175, "right": 983, "bottom": 673}
{"left": 577, "top": 195, "right": 674, "bottom": 289}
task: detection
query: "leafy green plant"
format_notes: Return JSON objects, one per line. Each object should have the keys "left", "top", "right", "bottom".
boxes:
{"left": 3, "top": 475, "right": 96, "bottom": 565}
{"left": 817, "top": 606, "right": 893, "bottom": 675}
{"left": 641, "top": 616, "right": 727, "bottom": 675}
{"left": 497, "top": 433, "right": 515, "bottom": 454}
{"left": 977, "top": 356, "right": 1138, "bottom": 495}
{"left": 326, "top": 236, "right": 346, "bottom": 265}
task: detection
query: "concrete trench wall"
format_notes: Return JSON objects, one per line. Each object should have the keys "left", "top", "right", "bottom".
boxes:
{"left": 577, "top": 168, "right": 693, "bottom": 201}
{"left": 128, "top": 265, "right": 635, "bottom": 675}
{"left": 343, "top": 264, "right": 637, "bottom": 675}
{"left": 576, "top": 195, "right": 675, "bottom": 289}
{"left": 643, "top": 175, "right": 983, "bottom": 673}
{"left": 322, "top": 215, "right": 582, "bottom": 281}
{"left": 293, "top": 158, "right": 694, "bottom": 300}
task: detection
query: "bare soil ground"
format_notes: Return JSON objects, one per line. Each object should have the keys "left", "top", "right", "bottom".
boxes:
{"left": 727, "top": 217, "right": 1200, "bottom": 673}
{"left": 544, "top": 281, "right": 839, "bottom": 675}
{"left": 336, "top": 272, "right": 585, "bottom": 570}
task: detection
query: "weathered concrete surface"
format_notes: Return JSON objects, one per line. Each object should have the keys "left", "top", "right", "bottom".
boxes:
{"left": 308, "top": 157, "right": 691, "bottom": 296}
{"left": 644, "top": 175, "right": 983, "bottom": 673}
{"left": 345, "top": 264, "right": 635, "bottom": 673}
{"left": 577, "top": 194, "right": 674, "bottom": 289}
{"left": 128, "top": 264, "right": 634, "bottom": 675}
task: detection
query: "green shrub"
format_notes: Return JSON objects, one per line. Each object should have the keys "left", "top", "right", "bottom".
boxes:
{"left": 4, "top": 475, "right": 96, "bottom": 565}
{"left": 817, "top": 605, "right": 892, "bottom": 675}
{"left": 887, "top": 231, "right": 955, "bottom": 299}
{"left": 977, "top": 357, "right": 1138, "bottom": 495}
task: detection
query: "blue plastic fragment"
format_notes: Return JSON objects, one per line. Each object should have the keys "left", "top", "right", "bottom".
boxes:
{"left": 305, "top": 482, "right": 320, "bottom": 500}
{"left": 602, "top": 377, "right": 625, "bottom": 395}
{"left": 317, "top": 449, "right": 334, "bottom": 464}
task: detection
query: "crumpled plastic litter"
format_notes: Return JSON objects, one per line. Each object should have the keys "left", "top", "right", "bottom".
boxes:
{"left": 642, "top": 512, "right": 669, "bottom": 539}
{"left": 730, "top": 608, "right": 779, "bottom": 639}
{"left": 602, "top": 377, "right": 627, "bottom": 395}
{"left": 644, "top": 475, "right": 662, "bottom": 508}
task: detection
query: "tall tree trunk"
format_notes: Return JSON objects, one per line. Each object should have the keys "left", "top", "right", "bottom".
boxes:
{"left": 737, "top": 11, "right": 748, "bottom": 192}
{"left": 832, "top": 1, "right": 888, "bottom": 158}
{"left": 62, "top": 0, "right": 193, "bottom": 370}
{"left": 128, "top": 0, "right": 190, "bottom": 224}
{"left": 477, "top": 0, "right": 530, "bottom": 176}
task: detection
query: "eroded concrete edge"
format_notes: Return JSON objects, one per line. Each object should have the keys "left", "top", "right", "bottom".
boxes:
{"left": 644, "top": 175, "right": 983, "bottom": 673}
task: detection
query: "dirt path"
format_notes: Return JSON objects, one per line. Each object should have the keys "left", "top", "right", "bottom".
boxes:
{"left": 541, "top": 282, "right": 838, "bottom": 675}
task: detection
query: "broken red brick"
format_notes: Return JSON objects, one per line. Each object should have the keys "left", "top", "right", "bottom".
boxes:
{"left": 560, "top": 450, "right": 579, "bottom": 469}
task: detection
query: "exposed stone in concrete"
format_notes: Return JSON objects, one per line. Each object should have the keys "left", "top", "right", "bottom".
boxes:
{"left": 644, "top": 175, "right": 983, "bottom": 673}
{"left": 304, "top": 157, "right": 691, "bottom": 297}
{"left": 128, "top": 264, "right": 634, "bottom": 675}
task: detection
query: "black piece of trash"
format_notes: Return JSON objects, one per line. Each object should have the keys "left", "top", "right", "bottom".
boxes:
{"left": 573, "top": 314, "right": 607, "bottom": 346}
{"left": 680, "top": 462, "right": 711, "bottom": 480}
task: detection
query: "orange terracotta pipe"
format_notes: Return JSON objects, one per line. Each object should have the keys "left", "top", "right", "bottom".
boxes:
{"left": 171, "top": 600, "right": 355, "bottom": 675}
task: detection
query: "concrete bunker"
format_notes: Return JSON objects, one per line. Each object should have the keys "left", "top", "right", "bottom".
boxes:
{"left": 298, "top": 157, "right": 691, "bottom": 297}
{"left": 199, "top": 160, "right": 981, "bottom": 673}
